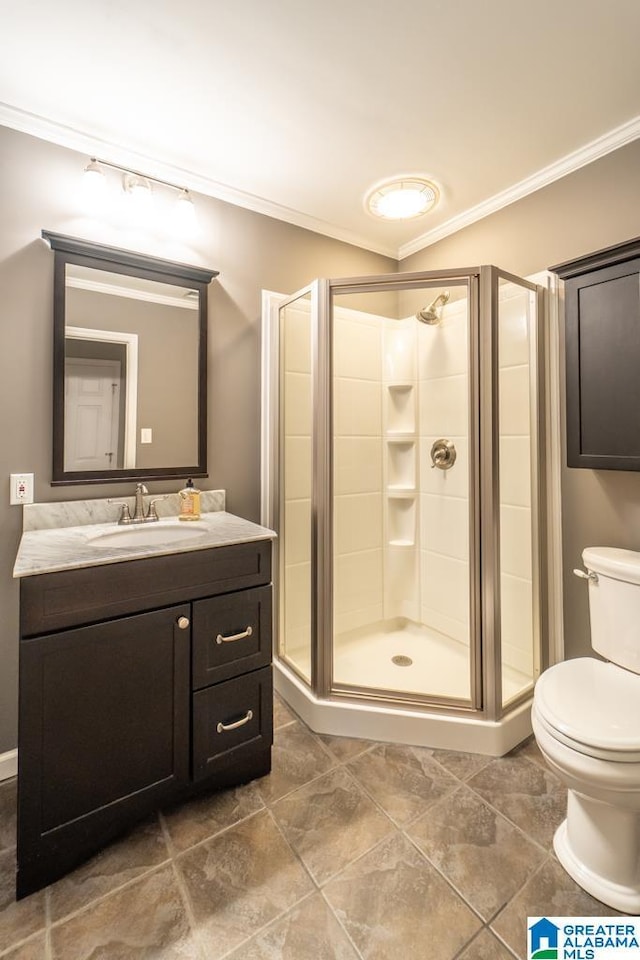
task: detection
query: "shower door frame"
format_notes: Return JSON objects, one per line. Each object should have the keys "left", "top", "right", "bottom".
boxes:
{"left": 323, "top": 270, "right": 482, "bottom": 713}
{"left": 484, "top": 268, "right": 545, "bottom": 714}
{"left": 265, "top": 267, "right": 545, "bottom": 723}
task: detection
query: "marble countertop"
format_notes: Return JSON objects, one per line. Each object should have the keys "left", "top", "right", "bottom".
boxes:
{"left": 14, "top": 511, "right": 276, "bottom": 578}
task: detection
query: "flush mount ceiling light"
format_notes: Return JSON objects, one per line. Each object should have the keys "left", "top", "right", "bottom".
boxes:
{"left": 366, "top": 177, "right": 439, "bottom": 221}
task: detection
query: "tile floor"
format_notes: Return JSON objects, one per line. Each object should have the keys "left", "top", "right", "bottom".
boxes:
{"left": 0, "top": 695, "right": 622, "bottom": 960}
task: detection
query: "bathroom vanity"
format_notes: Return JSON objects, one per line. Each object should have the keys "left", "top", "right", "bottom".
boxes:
{"left": 13, "top": 503, "right": 275, "bottom": 898}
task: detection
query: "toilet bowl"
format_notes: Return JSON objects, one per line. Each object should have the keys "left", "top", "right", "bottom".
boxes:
{"left": 533, "top": 547, "right": 640, "bottom": 914}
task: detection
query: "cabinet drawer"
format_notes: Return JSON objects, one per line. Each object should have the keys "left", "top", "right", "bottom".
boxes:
{"left": 192, "top": 586, "right": 272, "bottom": 689}
{"left": 192, "top": 667, "right": 273, "bottom": 781}
{"left": 20, "top": 540, "right": 272, "bottom": 636}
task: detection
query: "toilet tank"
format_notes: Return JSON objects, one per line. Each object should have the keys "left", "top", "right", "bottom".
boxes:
{"left": 583, "top": 546, "right": 640, "bottom": 674}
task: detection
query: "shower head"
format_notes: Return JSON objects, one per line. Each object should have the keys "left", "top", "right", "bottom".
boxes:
{"left": 416, "top": 291, "right": 450, "bottom": 325}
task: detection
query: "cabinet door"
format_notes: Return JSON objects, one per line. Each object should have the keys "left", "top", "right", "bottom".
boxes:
{"left": 18, "top": 604, "right": 190, "bottom": 895}
{"left": 565, "top": 257, "right": 640, "bottom": 469}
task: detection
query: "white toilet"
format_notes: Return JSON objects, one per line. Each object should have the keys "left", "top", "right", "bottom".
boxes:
{"left": 532, "top": 546, "right": 640, "bottom": 914}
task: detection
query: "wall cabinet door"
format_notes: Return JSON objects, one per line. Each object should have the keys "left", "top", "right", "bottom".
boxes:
{"left": 17, "top": 604, "right": 190, "bottom": 895}
{"left": 552, "top": 239, "right": 640, "bottom": 470}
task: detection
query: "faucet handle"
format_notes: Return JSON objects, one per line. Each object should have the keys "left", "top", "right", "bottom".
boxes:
{"left": 146, "top": 496, "right": 168, "bottom": 521}
{"left": 107, "top": 500, "right": 133, "bottom": 524}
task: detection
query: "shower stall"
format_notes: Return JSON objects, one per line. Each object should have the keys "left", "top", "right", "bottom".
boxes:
{"left": 262, "top": 267, "right": 546, "bottom": 754}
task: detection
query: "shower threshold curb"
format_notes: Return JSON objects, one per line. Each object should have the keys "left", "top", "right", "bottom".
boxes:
{"left": 274, "top": 660, "right": 532, "bottom": 757}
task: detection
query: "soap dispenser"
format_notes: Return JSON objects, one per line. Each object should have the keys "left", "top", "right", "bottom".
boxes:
{"left": 178, "top": 478, "right": 201, "bottom": 521}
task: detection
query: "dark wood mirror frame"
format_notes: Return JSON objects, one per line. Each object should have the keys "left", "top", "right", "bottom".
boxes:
{"left": 43, "top": 231, "right": 218, "bottom": 485}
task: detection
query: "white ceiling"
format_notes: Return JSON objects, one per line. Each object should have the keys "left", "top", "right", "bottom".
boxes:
{"left": 1, "top": 0, "right": 639, "bottom": 259}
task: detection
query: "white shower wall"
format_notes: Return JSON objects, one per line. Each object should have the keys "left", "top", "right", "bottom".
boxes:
{"left": 333, "top": 307, "right": 384, "bottom": 635}
{"left": 333, "top": 298, "right": 473, "bottom": 657}
{"left": 417, "top": 298, "right": 470, "bottom": 646}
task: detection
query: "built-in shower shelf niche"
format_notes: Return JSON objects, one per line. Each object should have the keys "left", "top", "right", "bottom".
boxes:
{"left": 387, "top": 495, "right": 416, "bottom": 547}
{"left": 387, "top": 439, "right": 416, "bottom": 490}
{"left": 385, "top": 383, "right": 416, "bottom": 436}
{"left": 384, "top": 537, "right": 419, "bottom": 619}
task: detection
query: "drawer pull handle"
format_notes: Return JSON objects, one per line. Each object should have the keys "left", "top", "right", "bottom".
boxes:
{"left": 217, "top": 710, "right": 253, "bottom": 734}
{"left": 177, "top": 616, "right": 190, "bottom": 630}
{"left": 216, "top": 625, "right": 253, "bottom": 645}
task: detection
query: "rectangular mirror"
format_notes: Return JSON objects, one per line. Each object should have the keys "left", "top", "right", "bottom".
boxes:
{"left": 44, "top": 231, "right": 218, "bottom": 485}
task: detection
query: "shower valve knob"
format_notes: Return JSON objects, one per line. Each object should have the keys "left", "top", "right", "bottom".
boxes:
{"left": 430, "top": 439, "right": 456, "bottom": 470}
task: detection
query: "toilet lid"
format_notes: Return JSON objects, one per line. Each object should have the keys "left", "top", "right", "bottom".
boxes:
{"left": 535, "top": 658, "right": 640, "bottom": 753}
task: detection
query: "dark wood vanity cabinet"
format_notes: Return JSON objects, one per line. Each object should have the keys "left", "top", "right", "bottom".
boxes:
{"left": 551, "top": 237, "right": 640, "bottom": 470}
{"left": 17, "top": 540, "right": 273, "bottom": 899}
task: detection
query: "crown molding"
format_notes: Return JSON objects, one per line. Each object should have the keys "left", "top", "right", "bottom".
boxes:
{"left": 2, "top": 101, "right": 638, "bottom": 265}
{"left": 0, "top": 101, "right": 397, "bottom": 260}
{"left": 398, "top": 114, "right": 640, "bottom": 261}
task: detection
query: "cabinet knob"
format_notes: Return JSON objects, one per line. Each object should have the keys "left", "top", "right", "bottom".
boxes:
{"left": 177, "top": 616, "right": 190, "bottom": 630}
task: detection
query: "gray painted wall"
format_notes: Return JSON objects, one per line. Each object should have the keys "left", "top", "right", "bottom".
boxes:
{"left": 0, "top": 125, "right": 394, "bottom": 753}
{"left": 403, "top": 138, "right": 640, "bottom": 663}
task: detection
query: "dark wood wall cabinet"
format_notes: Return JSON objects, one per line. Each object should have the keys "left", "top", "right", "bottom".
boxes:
{"left": 551, "top": 236, "right": 640, "bottom": 470}
{"left": 17, "top": 540, "right": 273, "bottom": 898}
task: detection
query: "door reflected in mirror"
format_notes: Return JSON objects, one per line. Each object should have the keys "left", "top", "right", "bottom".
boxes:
{"left": 44, "top": 231, "right": 218, "bottom": 485}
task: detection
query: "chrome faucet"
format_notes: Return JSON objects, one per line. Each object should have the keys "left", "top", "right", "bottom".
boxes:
{"left": 108, "top": 484, "right": 168, "bottom": 525}
{"left": 133, "top": 483, "right": 149, "bottom": 522}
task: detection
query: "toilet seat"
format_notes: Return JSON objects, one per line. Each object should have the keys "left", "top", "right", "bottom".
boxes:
{"left": 534, "top": 657, "right": 640, "bottom": 762}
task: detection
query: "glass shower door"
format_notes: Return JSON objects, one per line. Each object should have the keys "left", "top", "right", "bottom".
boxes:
{"left": 496, "top": 273, "right": 542, "bottom": 706}
{"left": 330, "top": 275, "right": 479, "bottom": 707}
{"left": 277, "top": 286, "right": 315, "bottom": 683}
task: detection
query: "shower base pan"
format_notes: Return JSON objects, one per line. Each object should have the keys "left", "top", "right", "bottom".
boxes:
{"left": 274, "top": 650, "right": 533, "bottom": 758}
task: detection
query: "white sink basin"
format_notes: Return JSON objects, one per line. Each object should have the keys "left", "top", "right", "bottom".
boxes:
{"left": 88, "top": 523, "right": 207, "bottom": 549}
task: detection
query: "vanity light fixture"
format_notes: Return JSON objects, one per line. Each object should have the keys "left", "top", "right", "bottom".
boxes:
{"left": 366, "top": 176, "right": 439, "bottom": 221}
{"left": 82, "top": 158, "right": 198, "bottom": 229}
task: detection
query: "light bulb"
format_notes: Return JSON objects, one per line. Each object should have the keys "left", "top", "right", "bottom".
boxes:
{"left": 123, "top": 173, "right": 153, "bottom": 206}
{"left": 82, "top": 158, "right": 107, "bottom": 209}
{"left": 375, "top": 188, "right": 430, "bottom": 219}
{"left": 366, "top": 178, "right": 438, "bottom": 221}
{"left": 173, "top": 189, "right": 197, "bottom": 233}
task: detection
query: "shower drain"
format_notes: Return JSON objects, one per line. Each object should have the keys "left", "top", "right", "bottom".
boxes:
{"left": 391, "top": 655, "right": 413, "bottom": 667}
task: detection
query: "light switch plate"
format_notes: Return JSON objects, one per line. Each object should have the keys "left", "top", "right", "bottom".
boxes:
{"left": 140, "top": 428, "right": 152, "bottom": 444}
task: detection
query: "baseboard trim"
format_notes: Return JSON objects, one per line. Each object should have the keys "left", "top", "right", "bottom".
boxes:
{"left": 0, "top": 749, "right": 17, "bottom": 781}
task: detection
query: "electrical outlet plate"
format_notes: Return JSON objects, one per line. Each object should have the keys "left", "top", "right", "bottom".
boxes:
{"left": 10, "top": 473, "right": 34, "bottom": 505}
